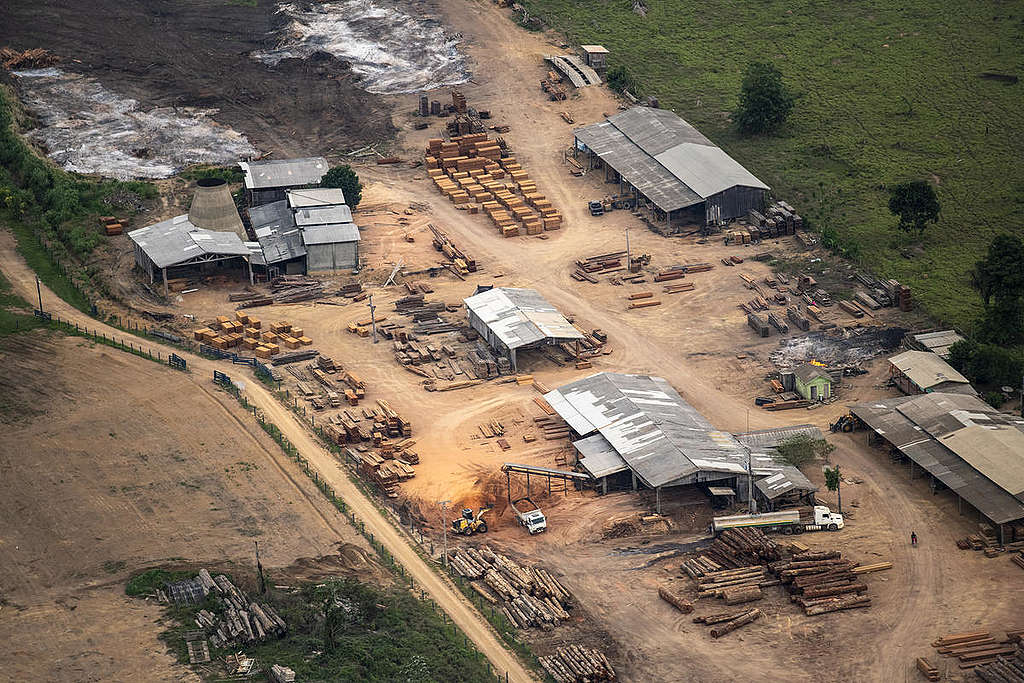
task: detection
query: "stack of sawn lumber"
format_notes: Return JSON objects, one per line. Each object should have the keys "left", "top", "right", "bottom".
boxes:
{"left": 771, "top": 550, "right": 871, "bottom": 616}
{"left": 933, "top": 630, "right": 1024, "bottom": 672}
{"left": 448, "top": 546, "right": 574, "bottom": 632}
{"left": 539, "top": 645, "right": 616, "bottom": 682}
{"left": 572, "top": 251, "right": 626, "bottom": 282}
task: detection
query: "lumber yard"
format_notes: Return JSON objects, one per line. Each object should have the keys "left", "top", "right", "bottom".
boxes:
{"left": 2, "top": 1, "right": 1023, "bottom": 682}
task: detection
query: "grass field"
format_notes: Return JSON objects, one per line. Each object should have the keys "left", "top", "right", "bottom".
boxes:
{"left": 523, "top": 0, "right": 1024, "bottom": 330}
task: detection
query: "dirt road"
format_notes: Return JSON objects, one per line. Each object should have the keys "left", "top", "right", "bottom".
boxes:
{"left": 0, "top": 230, "right": 537, "bottom": 683}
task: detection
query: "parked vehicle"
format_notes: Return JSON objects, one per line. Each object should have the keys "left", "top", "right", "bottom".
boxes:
{"left": 712, "top": 505, "right": 844, "bottom": 535}
{"left": 511, "top": 497, "right": 547, "bottom": 534}
{"left": 588, "top": 200, "right": 605, "bottom": 216}
{"left": 451, "top": 506, "right": 491, "bottom": 535}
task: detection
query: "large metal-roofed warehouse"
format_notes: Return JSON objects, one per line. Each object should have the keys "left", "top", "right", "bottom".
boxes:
{"left": 543, "top": 372, "right": 815, "bottom": 512}
{"left": 573, "top": 107, "right": 769, "bottom": 231}
{"left": 850, "top": 392, "right": 1024, "bottom": 542}
{"left": 463, "top": 287, "right": 583, "bottom": 371}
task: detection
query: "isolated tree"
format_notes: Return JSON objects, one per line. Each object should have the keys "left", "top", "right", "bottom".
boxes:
{"left": 776, "top": 434, "right": 835, "bottom": 468}
{"left": 734, "top": 61, "right": 794, "bottom": 135}
{"left": 321, "top": 164, "right": 363, "bottom": 209}
{"left": 824, "top": 465, "right": 842, "bottom": 513}
{"left": 887, "top": 180, "right": 940, "bottom": 236}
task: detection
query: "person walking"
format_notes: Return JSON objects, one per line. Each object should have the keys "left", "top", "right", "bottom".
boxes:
{"left": 911, "top": 531, "right": 918, "bottom": 546}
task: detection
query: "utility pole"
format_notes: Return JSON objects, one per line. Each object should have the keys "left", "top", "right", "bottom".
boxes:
{"left": 368, "top": 294, "right": 378, "bottom": 344}
{"left": 625, "top": 227, "right": 631, "bottom": 266}
{"left": 254, "top": 540, "right": 266, "bottom": 594}
{"left": 438, "top": 500, "right": 450, "bottom": 568}
{"left": 36, "top": 275, "right": 43, "bottom": 313}
{"left": 836, "top": 465, "right": 842, "bottom": 514}
{"left": 745, "top": 446, "right": 756, "bottom": 514}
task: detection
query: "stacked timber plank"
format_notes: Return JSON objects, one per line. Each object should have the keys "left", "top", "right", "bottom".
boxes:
{"left": 181, "top": 569, "right": 286, "bottom": 648}
{"left": 534, "top": 415, "right": 570, "bottom": 440}
{"left": 449, "top": 546, "right": 575, "bottom": 632}
{"left": 425, "top": 131, "right": 561, "bottom": 236}
{"left": 428, "top": 223, "right": 477, "bottom": 274}
{"left": 539, "top": 646, "right": 616, "bottom": 682}
{"left": 572, "top": 251, "right": 627, "bottom": 282}
{"left": 932, "top": 630, "right": 1024, "bottom": 672}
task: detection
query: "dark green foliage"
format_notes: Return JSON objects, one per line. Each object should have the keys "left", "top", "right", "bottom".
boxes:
{"left": 971, "top": 234, "right": 1024, "bottom": 345}
{"left": 321, "top": 165, "right": 363, "bottom": 209}
{"left": 734, "top": 62, "right": 793, "bottom": 135}
{"left": 776, "top": 434, "right": 835, "bottom": 468}
{"left": 0, "top": 86, "right": 156, "bottom": 258}
{"left": 125, "top": 569, "right": 194, "bottom": 596}
{"left": 982, "top": 391, "right": 1006, "bottom": 409}
{"left": 947, "top": 338, "right": 1024, "bottom": 387}
{"left": 888, "top": 180, "right": 940, "bottom": 236}
{"left": 136, "top": 572, "right": 492, "bottom": 682}
{"left": 972, "top": 234, "right": 1024, "bottom": 306}
{"left": 823, "top": 466, "right": 840, "bottom": 493}
{"left": 606, "top": 64, "right": 636, "bottom": 94}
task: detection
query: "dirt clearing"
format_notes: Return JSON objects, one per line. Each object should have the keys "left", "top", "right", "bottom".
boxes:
{"left": 0, "top": 330, "right": 375, "bottom": 681}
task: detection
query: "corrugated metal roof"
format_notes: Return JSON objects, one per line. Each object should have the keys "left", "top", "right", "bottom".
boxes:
{"left": 850, "top": 392, "right": 1024, "bottom": 523}
{"left": 754, "top": 466, "right": 816, "bottom": 500}
{"left": 286, "top": 188, "right": 348, "bottom": 209}
{"left": 249, "top": 200, "right": 295, "bottom": 233}
{"left": 911, "top": 330, "right": 965, "bottom": 359}
{"left": 301, "top": 223, "right": 360, "bottom": 245}
{"left": 544, "top": 373, "right": 749, "bottom": 488}
{"left": 794, "top": 363, "right": 831, "bottom": 384}
{"left": 580, "top": 45, "right": 609, "bottom": 53}
{"left": 239, "top": 157, "right": 328, "bottom": 190}
{"left": 575, "top": 120, "right": 702, "bottom": 213}
{"left": 941, "top": 425, "right": 1024, "bottom": 496}
{"left": 294, "top": 205, "right": 354, "bottom": 226}
{"left": 464, "top": 287, "right": 584, "bottom": 351}
{"left": 128, "top": 215, "right": 249, "bottom": 269}
{"left": 572, "top": 434, "right": 628, "bottom": 478}
{"left": 890, "top": 350, "right": 972, "bottom": 391}
{"left": 735, "top": 425, "right": 825, "bottom": 449}
{"left": 574, "top": 107, "right": 768, "bottom": 212}
{"left": 257, "top": 228, "right": 306, "bottom": 264}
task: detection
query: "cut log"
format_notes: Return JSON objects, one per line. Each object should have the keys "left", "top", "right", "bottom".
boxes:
{"left": 710, "top": 608, "right": 763, "bottom": 638}
{"left": 659, "top": 585, "right": 694, "bottom": 613}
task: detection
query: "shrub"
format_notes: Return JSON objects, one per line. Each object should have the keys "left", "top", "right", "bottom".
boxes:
{"left": 735, "top": 61, "right": 794, "bottom": 135}
{"left": 321, "top": 165, "right": 363, "bottom": 208}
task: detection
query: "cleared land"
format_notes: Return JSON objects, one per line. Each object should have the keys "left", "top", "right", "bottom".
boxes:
{"left": 518, "top": 0, "right": 1023, "bottom": 331}
{"left": 0, "top": 330, "right": 378, "bottom": 682}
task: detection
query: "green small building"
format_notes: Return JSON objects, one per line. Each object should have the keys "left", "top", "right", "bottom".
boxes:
{"left": 794, "top": 363, "right": 833, "bottom": 401}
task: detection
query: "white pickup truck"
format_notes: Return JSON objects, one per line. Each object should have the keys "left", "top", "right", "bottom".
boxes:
{"left": 511, "top": 497, "right": 547, "bottom": 534}
{"left": 712, "top": 505, "right": 844, "bottom": 535}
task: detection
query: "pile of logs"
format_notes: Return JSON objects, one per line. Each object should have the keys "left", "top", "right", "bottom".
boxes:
{"left": 269, "top": 275, "right": 325, "bottom": 303}
{"left": 932, "top": 630, "right": 1024, "bottom": 672}
{"left": 680, "top": 527, "right": 780, "bottom": 574}
{"left": 448, "top": 546, "right": 574, "bottom": 631}
{"left": 693, "top": 607, "right": 765, "bottom": 638}
{"left": 429, "top": 224, "right": 477, "bottom": 273}
{"left": 975, "top": 645, "right": 1024, "bottom": 682}
{"left": 1, "top": 47, "right": 59, "bottom": 69}
{"left": 573, "top": 251, "right": 627, "bottom": 282}
{"left": 693, "top": 565, "right": 779, "bottom": 602}
{"left": 188, "top": 569, "right": 286, "bottom": 648}
{"left": 770, "top": 550, "right": 872, "bottom": 616}
{"left": 539, "top": 646, "right": 616, "bottom": 682}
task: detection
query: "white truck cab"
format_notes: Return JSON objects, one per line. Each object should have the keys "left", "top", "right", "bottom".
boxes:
{"left": 813, "top": 505, "right": 844, "bottom": 530}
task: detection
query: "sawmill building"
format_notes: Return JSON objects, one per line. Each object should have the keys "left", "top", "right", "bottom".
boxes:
{"left": 463, "top": 287, "right": 583, "bottom": 371}
{"left": 248, "top": 188, "right": 360, "bottom": 275}
{"left": 544, "top": 373, "right": 815, "bottom": 512}
{"left": 850, "top": 392, "right": 1024, "bottom": 542}
{"left": 239, "top": 157, "right": 329, "bottom": 206}
{"left": 888, "top": 350, "right": 976, "bottom": 396}
{"left": 573, "top": 107, "right": 769, "bottom": 231}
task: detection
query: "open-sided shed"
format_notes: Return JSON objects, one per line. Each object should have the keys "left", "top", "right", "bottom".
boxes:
{"left": 464, "top": 287, "right": 583, "bottom": 371}
{"left": 128, "top": 215, "right": 253, "bottom": 294}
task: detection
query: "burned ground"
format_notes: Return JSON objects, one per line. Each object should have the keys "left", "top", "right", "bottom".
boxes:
{"left": 0, "top": 0, "right": 395, "bottom": 157}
